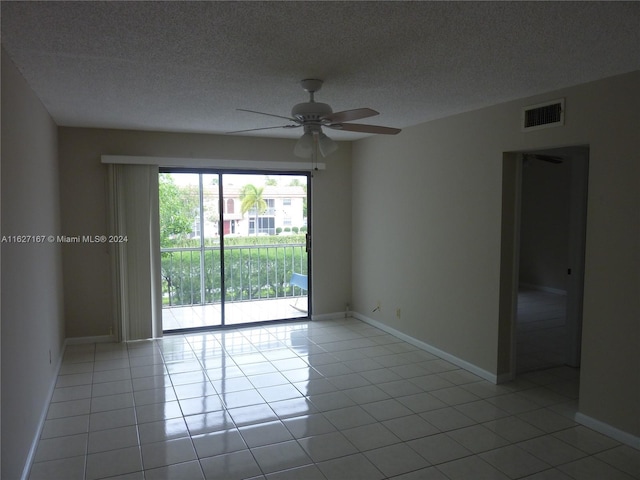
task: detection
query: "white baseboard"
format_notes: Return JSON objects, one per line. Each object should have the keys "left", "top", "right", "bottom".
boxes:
{"left": 352, "top": 312, "right": 498, "bottom": 384}
{"left": 575, "top": 413, "right": 640, "bottom": 450}
{"left": 352, "top": 313, "right": 639, "bottom": 449}
{"left": 65, "top": 334, "right": 116, "bottom": 345}
{"left": 21, "top": 342, "right": 67, "bottom": 480}
{"left": 22, "top": 335, "right": 118, "bottom": 479}
{"left": 520, "top": 283, "right": 567, "bottom": 296}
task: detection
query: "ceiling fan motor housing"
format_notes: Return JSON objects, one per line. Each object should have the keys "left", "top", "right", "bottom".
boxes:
{"left": 291, "top": 102, "right": 333, "bottom": 123}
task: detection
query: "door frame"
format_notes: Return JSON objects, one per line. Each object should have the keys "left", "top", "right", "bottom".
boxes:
{"left": 498, "top": 146, "right": 589, "bottom": 381}
{"left": 159, "top": 168, "right": 312, "bottom": 331}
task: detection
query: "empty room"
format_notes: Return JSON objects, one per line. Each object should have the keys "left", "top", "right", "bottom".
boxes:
{"left": 1, "top": 2, "right": 639, "bottom": 479}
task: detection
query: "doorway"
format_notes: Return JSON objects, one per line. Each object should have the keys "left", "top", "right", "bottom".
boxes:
{"left": 499, "top": 146, "right": 589, "bottom": 379}
{"left": 159, "top": 170, "right": 310, "bottom": 331}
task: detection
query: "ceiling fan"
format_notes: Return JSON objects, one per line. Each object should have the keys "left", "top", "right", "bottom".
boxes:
{"left": 230, "top": 79, "right": 401, "bottom": 158}
{"left": 523, "top": 153, "right": 564, "bottom": 164}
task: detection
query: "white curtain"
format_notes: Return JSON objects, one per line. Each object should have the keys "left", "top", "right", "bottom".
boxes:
{"left": 108, "top": 164, "right": 162, "bottom": 341}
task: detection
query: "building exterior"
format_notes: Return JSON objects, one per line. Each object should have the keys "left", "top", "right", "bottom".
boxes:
{"left": 197, "top": 184, "right": 306, "bottom": 237}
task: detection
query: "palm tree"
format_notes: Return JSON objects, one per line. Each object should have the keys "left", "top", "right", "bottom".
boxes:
{"left": 240, "top": 184, "right": 267, "bottom": 235}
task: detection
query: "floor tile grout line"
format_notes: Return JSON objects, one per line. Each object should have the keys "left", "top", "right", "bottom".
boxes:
{"left": 123, "top": 342, "right": 144, "bottom": 480}
{"left": 32, "top": 318, "right": 639, "bottom": 480}
{"left": 167, "top": 336, "right": 210, "bottom": 480}
{"left": 35, "top": 387, "right": 590, "bottom": 471}
{"left": 83, "top": 344, "right": 95, "bottom": 480}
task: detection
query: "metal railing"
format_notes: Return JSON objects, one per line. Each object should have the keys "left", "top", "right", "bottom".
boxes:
{"left": 161, "top": 243, "right": 307, "bottom": 307}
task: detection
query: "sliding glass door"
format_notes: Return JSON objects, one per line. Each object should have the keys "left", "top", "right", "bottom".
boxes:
{"left": 159, "top": 172, "right": 222, "bottom": 330}
{"left": 160, "top": 170, "right": 309, "bottom": 331}
{"left": 221, "top": 173, "right": 309, "bottom": 326}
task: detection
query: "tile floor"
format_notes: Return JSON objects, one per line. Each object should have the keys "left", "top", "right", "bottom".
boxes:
{"left": 30, "top": 318, "right": 639, "bottom": 479}
{"left": 516, "top": 288, "right": 568, "bottom": 373}
{"left": 162, "top": 297, "right": 308, "bottom": 331}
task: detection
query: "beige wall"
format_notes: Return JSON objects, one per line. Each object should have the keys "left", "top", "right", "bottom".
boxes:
{"left": 1, "top": 51, "right": 66, "bottom": 480}
{"left": 519, "top": 156, "right": 571, "bottom": 291}
{"left": 352, "top": 72, "right": 640, "bottom": 438}
{"left": 58, "top": 128, "right": 352, "bottom": 337}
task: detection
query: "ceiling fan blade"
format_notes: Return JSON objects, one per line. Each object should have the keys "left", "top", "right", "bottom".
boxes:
{"left": 323, "top": 108, "right": 379, "bottom": 123}
{"left": 227, "top": 124, "right": 300, "bottom": 134}
{"left": 328, "top": 123, "right": 401, "bottom": 135}
{"left": 523, "top": 153, "right": 563, "bottom": 164}
{"left": 534, "top": 154, "right": 563, "bottom": 164}
{"left": 237, "top": 108, "right": 298, "bottom": 123}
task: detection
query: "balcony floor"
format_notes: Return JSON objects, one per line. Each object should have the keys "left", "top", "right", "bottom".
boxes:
{"left": 162, "top": 296, "right": 308, "bottom": 331}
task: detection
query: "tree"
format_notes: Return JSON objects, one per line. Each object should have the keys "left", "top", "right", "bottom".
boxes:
{"left": 159, "top": 174, "right": 199, "bottom": 305}
{"left": 240, "top": 184, "right": 267, "bottom": 235}
{"left": 265, "top": 176, "right": 277, "bottom": 186}
{"left": 158, "top": 173, "right": 197, "bottom": 247}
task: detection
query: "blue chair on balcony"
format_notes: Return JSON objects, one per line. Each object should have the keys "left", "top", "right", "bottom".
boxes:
{"left": 289, "top": 273, "right": 308, "bottom": 312}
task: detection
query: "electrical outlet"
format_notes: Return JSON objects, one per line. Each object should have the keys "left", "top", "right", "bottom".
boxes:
{"left": 396, "top": 308, "right": 401, "bottom": 319}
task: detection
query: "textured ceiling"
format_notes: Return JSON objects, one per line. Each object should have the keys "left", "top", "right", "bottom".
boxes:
{"left": 1, "top": 1, "right": 639, "bottom": 140}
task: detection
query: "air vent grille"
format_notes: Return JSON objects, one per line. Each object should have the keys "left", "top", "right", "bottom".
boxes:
{"left": 522, "top": 99, "right": 564, "bottom": 131}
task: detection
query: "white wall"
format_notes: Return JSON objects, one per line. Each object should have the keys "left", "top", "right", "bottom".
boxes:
{"left": 352, "top": 72, "right": 640, "bottom": 439}
{"left": 58, "top": 128, "right": 352, "bottom": 337}
{"left": 1, "top": 50, "right": 66, "bottom": 480}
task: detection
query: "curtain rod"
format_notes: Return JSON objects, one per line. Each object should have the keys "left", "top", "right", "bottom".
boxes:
{"left": 101, "top": 155, "right": 326, "bottom": 171}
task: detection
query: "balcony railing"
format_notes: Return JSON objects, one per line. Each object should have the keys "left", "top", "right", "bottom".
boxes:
{"left": 161, "top": 243, "right": 307, "bottom": 307}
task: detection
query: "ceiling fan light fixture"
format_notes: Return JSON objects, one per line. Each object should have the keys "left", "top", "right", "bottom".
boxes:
{"left": 318, "top": 133, "right": 337, "bottom": 157}
{"left": 294, "top": 131, "right": 315, "bottom": 158}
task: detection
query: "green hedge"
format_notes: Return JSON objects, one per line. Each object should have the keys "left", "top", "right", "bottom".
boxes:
{"left": 161, "top": 243, "right": 307, "bottom": 306}
{"left": 162, "top": 234, "right": 305, "bottom": 249}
